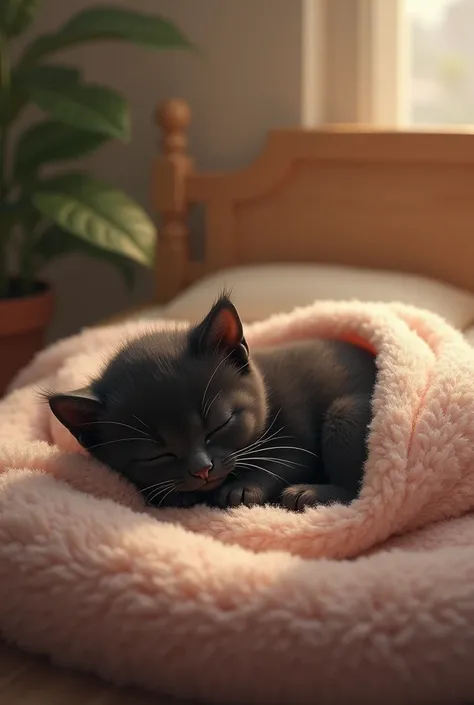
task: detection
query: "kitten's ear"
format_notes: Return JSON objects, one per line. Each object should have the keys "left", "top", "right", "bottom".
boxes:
{"left": 189, "top": 296, "right": 249, "bottom": 370}
{"left": 48, "top": 388, "right": 104, "bottom": 446}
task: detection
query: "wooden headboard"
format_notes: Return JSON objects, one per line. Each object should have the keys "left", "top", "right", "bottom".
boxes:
{"left": 152, "top": 99, "right": 474, "bottom": 304}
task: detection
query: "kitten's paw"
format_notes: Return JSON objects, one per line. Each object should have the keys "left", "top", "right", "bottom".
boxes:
{"left": 281, "top": 483, "right": 353, "bottom": 510}
{"left": 214, "top": 481, "right": 266, "bottom": 509}
{"left": 281, "top": 484, "right": 322, "bottom": 511}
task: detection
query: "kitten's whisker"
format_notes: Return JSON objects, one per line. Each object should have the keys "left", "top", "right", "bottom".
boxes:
{"left": 241, "top": 445, "right": 318, "bottom": 458}
{"left": 201, "top": 349, "right": 234, "bottom": 413}
{"left": 234, "top": 360, "right": 250, "bottom": 375}
{"left": 237, "top": 438, "right": 296, "bottom": 455}
{"left": 80, "top": 420, "right": 150, "bottom": 437}
{"left": 227, "top": 429, "right": 295, "bottom": 460}
{"left": 131, "top": 480, "right": 176, "bottom": 500}
{"left": 203, "top": 390, "right": 221, "bottom": 419}
{"left": 157, "top": 485, "right": 179, "bottom": 508}
{"left": 148, "top": 482, "right": 179, "bottom": 506}
{"left": 235, "top": 461, "right": 289, "bottom": 486}
{"left": 264, "top": 408, "right": 282, "bottom": 433}
{"left": 86, "top": 437, "right": 161, "bottom": 451}
{"left": 250, "top": 410, "right": 283, "bottom": 448}
{"left": 237, "top": 455, "right": 305, "bottom": 469}
{"left": 140, "top": 486, "right": 176, "bottom": 505}
{"left": 227, "top": 422, "right": 286, "bottom": 459}
{"left": 132, "top": 414, "right": 150, "bottom": 431}
{"left": 229, "top": 433, "right": 295, "bottom": 460}
{"left": 243, "top": 427, "right": 289, "bottom": 451}
{"left": 239, "top": 407, "right": 296, "bottom": 451}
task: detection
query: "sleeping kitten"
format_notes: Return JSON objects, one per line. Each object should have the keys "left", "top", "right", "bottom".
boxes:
{"left": 48, "top": 296, "right": 377, "bottom": 510}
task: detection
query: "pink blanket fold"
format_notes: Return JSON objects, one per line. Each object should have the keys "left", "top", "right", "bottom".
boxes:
{"left": 1, "top": 301, "right": 474, "bottom": 705}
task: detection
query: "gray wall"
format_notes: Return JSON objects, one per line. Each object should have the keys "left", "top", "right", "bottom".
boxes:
{"left": 20, "top": 0, "right": 306, "bottom": 340}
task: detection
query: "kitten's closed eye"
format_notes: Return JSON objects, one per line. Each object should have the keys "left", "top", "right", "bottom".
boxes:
{"left": 138, "top": 452, "right": 178, "bottom": 465}
{"left": 205, "top": 414, "right": 234, "bottom": 445}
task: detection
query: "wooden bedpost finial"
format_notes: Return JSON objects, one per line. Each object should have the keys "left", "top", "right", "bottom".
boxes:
{"left": 157, "top": 99, "right": 191, "bottom": 157}
{"left": 153, "top": 99, "right": 193, "bottom": 304}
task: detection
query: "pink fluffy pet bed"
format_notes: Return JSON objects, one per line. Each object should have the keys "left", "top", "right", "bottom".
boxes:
{"left": 1, "top": 301, "right": 474, "bottom": 705}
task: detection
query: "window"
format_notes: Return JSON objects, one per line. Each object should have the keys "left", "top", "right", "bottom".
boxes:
{"left": 305, "top": 0, "right": 474, "bottom": 129}
{"left": 407, "top": 0, "right": 474, "bottom": 125}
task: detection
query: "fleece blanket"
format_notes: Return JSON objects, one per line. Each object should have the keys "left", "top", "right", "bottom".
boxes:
{"left": 1, "top": 301, "right": 474, "bottom": 705}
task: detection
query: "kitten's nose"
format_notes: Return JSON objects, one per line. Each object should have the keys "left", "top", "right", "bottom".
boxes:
{"left": 191, "top": 463, "right": 213, "bottom": 480}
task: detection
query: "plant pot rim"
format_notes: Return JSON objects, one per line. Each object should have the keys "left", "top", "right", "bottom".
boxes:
{"left": 0, "top": 281, "right": 54, "bottom": 338}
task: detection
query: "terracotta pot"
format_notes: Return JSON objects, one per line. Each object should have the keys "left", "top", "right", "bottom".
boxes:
{"left": 0, "top": 284, "right": 54, "bottom": 397}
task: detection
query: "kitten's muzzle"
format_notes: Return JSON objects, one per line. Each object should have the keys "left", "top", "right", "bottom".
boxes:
{"left": 190, "top": 463, "right": 213, "bottom": 480}
{"left": 183, "top": 453, "right": 229, "bottom": 491}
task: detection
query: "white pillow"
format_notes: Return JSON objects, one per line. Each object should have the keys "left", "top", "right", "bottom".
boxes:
{"left": 136, "top": 264, "right": 474, "bottom": 330}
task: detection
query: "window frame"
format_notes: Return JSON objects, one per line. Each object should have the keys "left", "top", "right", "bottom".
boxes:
{"left": 301, "top": 0, "right": 406, "bottom": 126}
{"left": 357, "top": 0, "right": 407, "bottom": 125}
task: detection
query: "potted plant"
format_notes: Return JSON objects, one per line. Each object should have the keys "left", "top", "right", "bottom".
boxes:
{"left": 0, "top": 1, "right": 192, "bottom": 394}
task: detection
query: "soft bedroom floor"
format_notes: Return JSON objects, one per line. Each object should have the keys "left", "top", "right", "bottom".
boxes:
{"left": 0, "top": 640, "right": 189, "bottom": 705}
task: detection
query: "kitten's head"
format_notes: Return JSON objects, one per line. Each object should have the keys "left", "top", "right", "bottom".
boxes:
{"left": 48, "top": 295, "right": 267, "bottom": 499}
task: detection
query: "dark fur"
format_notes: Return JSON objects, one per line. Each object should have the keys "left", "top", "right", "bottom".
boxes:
{"left": 48, "top": 296, "right": 377, "bottom": 510}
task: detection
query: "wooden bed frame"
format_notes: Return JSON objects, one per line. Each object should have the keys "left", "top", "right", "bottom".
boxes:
{"left": 153, "top": 99, "right": 474, "bottom": 304}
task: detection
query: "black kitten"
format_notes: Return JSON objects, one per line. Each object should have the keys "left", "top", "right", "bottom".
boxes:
{"left": 48, "top": 296, "right": 377, "bottom": 511}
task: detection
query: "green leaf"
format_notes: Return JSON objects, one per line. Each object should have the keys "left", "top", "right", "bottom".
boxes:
{"left": 27, "top": 81, "right": 129, "bottom": 141}
{"left": 0, "top": 0, "right": 39, "bottom": 38}
{"left": 32, "top": 173, "right": 155, "bottom": 268}
{"left": 5, "top": 64, "right": 81, "bottom": 125}
{"left": 19, "top": 64, "right": 81, "bottom": 89}
{"left": 14, "top": 121, "right": 108, "bottom": 180}
{"left": 21, "top": 7, "right": 193, "bottom": 64}
{"left": 37, "top": 225, "right": 136, "bottom": 290}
